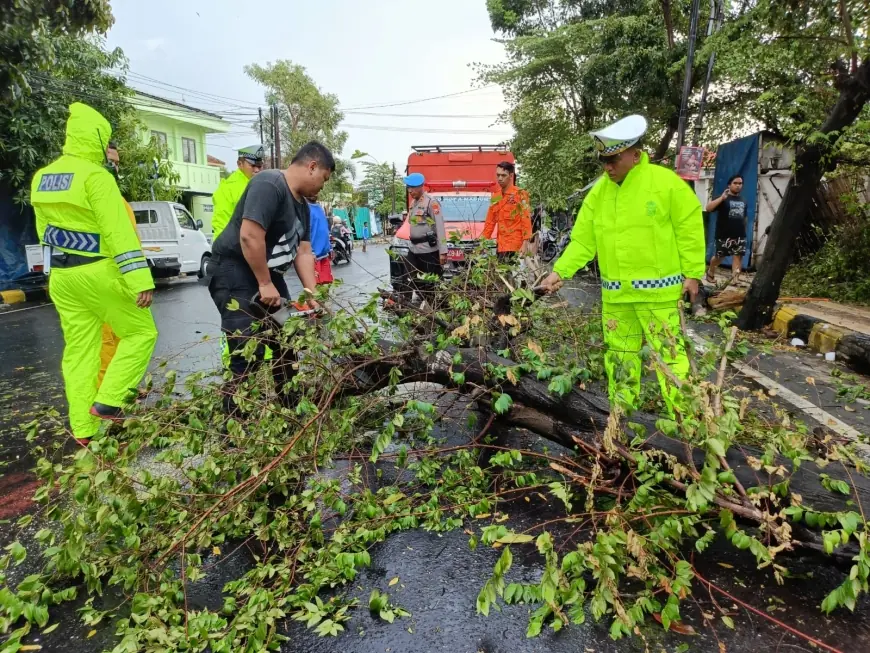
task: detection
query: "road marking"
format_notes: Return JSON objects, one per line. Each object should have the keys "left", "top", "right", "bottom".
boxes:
{"left": 0, "top": 302, "right": 54, "bottom": 316}
{"left": 688, "top": 331, "right": 869, "bottom": 456}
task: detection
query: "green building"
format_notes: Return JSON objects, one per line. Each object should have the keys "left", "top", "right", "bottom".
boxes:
{"left": 132, "top": 92, "right": 230, "bottom": 231}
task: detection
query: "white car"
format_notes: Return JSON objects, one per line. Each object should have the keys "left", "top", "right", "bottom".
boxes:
{"left": 131, "top": 201, "right": 211, "bottom": 278}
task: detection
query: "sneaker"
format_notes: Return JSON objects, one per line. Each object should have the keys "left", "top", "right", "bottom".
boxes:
{"left": 90, "top": 402, "right": 124, "bottom": 423}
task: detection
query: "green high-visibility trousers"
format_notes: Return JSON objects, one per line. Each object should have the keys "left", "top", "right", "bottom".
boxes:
{"left": 220, "top": 335, "right": 272, "bottom": 367}
{"left": 50, "top": 258, "right": 157, "bottom": 439}
{"left": 601, "top": 301, "right": 689, "bottom": 414}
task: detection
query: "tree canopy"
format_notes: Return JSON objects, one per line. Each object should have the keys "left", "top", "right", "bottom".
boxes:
{"left": 0, "top": 0, "right": 113, "bottom": 100}
{"left": 482, "top": 0, "right": 869, "bottom": 206}
{"left": 246, "top": 60, "right": 354, "bottom": 202}
{"left": 245, "top": 61, "right": 348, "bottom": 166}
{"left": 0, "top": 35, "right": 178, "bottom": 203}
{"left": 481, "top": 0, "right": 714, "bottom": 206}
{"left": 357, "top": 161, "right": 406, "bottom": 217}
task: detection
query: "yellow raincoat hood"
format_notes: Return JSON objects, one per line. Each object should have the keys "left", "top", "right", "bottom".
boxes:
{"left": 62, "top": 102, "right": 112, "bottom": 166}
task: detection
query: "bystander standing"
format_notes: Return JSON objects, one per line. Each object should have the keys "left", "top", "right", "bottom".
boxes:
{"left": 705, "top": 174, "right": 748, "bottom": 282}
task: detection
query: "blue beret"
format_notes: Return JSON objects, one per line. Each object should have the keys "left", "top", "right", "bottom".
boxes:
{"left": 403, "top": 172, "right": 425, "bottom": 187}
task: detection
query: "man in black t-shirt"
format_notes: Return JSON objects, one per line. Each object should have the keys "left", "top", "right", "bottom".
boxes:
{"left": 705, "top": 174, "right": 748, "bottom": 282}
{"left": 209, "top": 141, "right": 334, "bottom": 410}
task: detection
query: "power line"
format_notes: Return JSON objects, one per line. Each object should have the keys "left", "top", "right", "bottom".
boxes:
{"left": 26, "top": 74, "right": 252, "bottom": 124}
{"left": 340, "top": 123, "right": 511, "bottom": 135}
{"left": 341, "top": 85, "right": 500, "bottom": 111}
{"left": 126, "top": 68, "right": 499, "bottom": 115}
{"left": 124, "top": 71, "right": 262, "bottom": 109}
{"left": 344, "top": 110, "right": 500, "bottom": 119}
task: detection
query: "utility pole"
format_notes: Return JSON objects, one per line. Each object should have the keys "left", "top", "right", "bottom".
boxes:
{"left": 391, "top": 163, "right": 396, "bottom": 214}
{"left": 693, "top": 0, "right": 724, "bottom": 146}
{"left": 273, "top": 105, "right": 281, "bottom": 168}
{"left": 258, "top": 107, "right": 265, "bottom": 145}
{"left": 269, "top": 106, "right": 275, "bottom": 168}
{"left": 676, "top": 0, "right": 703, "bottom": 152}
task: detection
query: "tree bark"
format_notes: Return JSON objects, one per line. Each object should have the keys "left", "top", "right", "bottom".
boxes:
{"left": 660, "top": 0, "right": 675, "bottom": 49}
{"left": 737, "top": 58, "right": 870, "bottom": 330}
{"left": 652, "top": 113, "right": 679, "bottom": 162}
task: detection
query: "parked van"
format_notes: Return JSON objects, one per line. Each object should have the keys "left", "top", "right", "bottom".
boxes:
{"left": 131, "top": 201, "right": 211, "bottom": 279}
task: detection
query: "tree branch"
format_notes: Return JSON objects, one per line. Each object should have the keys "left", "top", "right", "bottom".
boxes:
{"left": 838, "top": 0, "right": 858, "bottom": 74}
{"left": 661, "top": 0, "right": 675, "bottom": 49}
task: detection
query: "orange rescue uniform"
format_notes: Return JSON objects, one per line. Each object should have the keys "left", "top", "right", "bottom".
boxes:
{"left": 98, "top": 200, "right": 140, "bottom": 386}
{"left": 482, "top": 185, "right": 532, "bottom": 253}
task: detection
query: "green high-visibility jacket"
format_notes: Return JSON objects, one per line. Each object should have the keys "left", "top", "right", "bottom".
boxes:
{"left": 31, "top": 103, "right": 154, "bottom": 294}
{"left": 211, "top": 169, "right": 249, "bottom": 241}
{"left": 553, "top": 153, "right": 706, "bottom": 304}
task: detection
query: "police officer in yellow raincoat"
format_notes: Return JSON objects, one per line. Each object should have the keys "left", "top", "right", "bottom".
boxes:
{"left": 210, "top": 144, "right": 264, "bottom": 241}
{"left": 31, "top": 103, "right": 158, "bottom": 445}
{"left": 540, "top": 115, "right": 705, "bottom": 413}
{"left": 210, "top": 145, "right": 265, "bottom": 364}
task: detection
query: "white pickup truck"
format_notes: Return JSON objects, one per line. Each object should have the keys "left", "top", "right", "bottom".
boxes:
{"left": 131, "top": 201, "right": 211, "bottom": 279}
{"left": 25, "top": 201, "right": 212, "bottom": 280}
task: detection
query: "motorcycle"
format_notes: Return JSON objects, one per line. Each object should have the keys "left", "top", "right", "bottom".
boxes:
{"left": 331, "top": 226, "right": 354, "bottom": 255}
{"left": 539, "top": 227, "right": 562, "bottom": 262}
{"left": 341, "top": 227, "right": 354, "bottom": 253}
{"left": 330, "top": 234, "right": 351, "bottom": 265}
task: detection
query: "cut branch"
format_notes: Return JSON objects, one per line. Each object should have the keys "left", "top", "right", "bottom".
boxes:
{"left": 362, "top": 343, "right": 870, "bottom": 520}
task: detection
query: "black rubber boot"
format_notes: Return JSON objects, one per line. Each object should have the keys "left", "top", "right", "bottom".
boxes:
{"left": 90, "top": 402, "right": 123, "bottom": 422}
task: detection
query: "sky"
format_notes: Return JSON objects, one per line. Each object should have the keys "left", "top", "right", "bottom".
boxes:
{"left": 106, "top": 0, "right": 511, "bottom": 176}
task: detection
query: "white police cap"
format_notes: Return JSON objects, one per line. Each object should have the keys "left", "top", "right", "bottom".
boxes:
{"left": 590, "top": 115, "right": 648, "bottom": 158}
{"left": 238, "top": 144, "right": 265, "bottom": 163}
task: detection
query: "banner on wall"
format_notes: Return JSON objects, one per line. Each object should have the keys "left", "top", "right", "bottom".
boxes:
{"left": 676, "top": 146, "right": 704, "bottom": 181}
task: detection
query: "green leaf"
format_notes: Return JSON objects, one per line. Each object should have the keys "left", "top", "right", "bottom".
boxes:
{"left": 823, "top": 530, "right": 841, "bottom": 554}
{"left": 721, "top": 615, "right": 735, "bottom": 629}
{"left": 526, "top": 616, "right": 543, "bottom": 638}
{"left": 226, "top": 299, "right": 240, "bottom": 311}
{"left": 6, "top": 541, "right": 26, "bottom": 564}
{"left": 496, "top": 533, "right": 535, "bottom": 544}
{"left": 383, "top": 492, "right": 405, "bottom": 506}
{"left": 493, "top": 393, "right": 513, "bottom": 415}
{"left": 369, "top": 590, "right": 387, "bottom": 613}
{"left": 706, "top": 438, "right": 726, "bottom": 458}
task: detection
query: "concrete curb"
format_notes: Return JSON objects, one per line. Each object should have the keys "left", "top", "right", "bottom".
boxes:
{"left": 772, "top": 304, "right": 870, "bottom": 374}
{"left": 0, "top": 286, "right": 47, "bottom": 306}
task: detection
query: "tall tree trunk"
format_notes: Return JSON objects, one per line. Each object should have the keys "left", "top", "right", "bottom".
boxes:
{"left": 660, "top": 0, "right": 675, "bottom": 49}
{"left": 736, "top": 58, "right": 870, "bottom": 330}
{"left": 652, "top": 114, "right": 678, "bottom": 162}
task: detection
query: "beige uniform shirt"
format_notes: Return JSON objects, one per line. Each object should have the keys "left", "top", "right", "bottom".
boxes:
{"left": 407, "top": 192, "right": 448, "bottom": 255}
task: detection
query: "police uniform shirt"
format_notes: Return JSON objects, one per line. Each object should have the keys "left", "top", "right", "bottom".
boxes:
{"left": 407, "top": 193, "right": 447, "bottom": 255}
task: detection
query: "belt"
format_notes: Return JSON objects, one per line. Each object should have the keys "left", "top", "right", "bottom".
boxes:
{"left": 50, "top": 252, "right": 105, "bottom": 269}
{"left": 600, "top": 274, "right": 684, "bottom": 291}
{"left": 43, "top": 225, "right": 100, "bottom": 254}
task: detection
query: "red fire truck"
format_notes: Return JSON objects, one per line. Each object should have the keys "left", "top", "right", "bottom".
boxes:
{"left": 389, "top": 144, "right": 515, "bottom": 292}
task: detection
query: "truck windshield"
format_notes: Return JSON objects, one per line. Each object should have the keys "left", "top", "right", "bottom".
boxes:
{"left": 432, "top": 195, "right": 490, "bottom": 222}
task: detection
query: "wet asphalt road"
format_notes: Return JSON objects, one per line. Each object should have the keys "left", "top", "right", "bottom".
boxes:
{"left": 2, "top": 244, "right": 870, "bottom": 652}
{"left": 0, "top": 244, "right": 390, "bottom": 480}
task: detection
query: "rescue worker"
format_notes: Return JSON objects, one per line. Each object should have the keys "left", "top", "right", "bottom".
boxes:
{"left": 482, "top": 161, "right": 532, "bottom": 261}
{"left": 540, "top": 115, "right": 705, "bottom": 414}
{"left": 211, "top": 144, "right": 264, "bottom": 241}
{"left": 403, "top": 172, "right": 447, "bottom": 309}
{"left": 31, "top": 103, "right": 158, "bottom": 445}
{"left": 98, "top": 141, "right": 142, "bottom": 387}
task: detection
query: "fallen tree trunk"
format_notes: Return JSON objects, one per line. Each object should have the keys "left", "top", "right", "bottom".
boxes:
{"left": 358, "top": 342, "right": 870, "bottom": 518}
